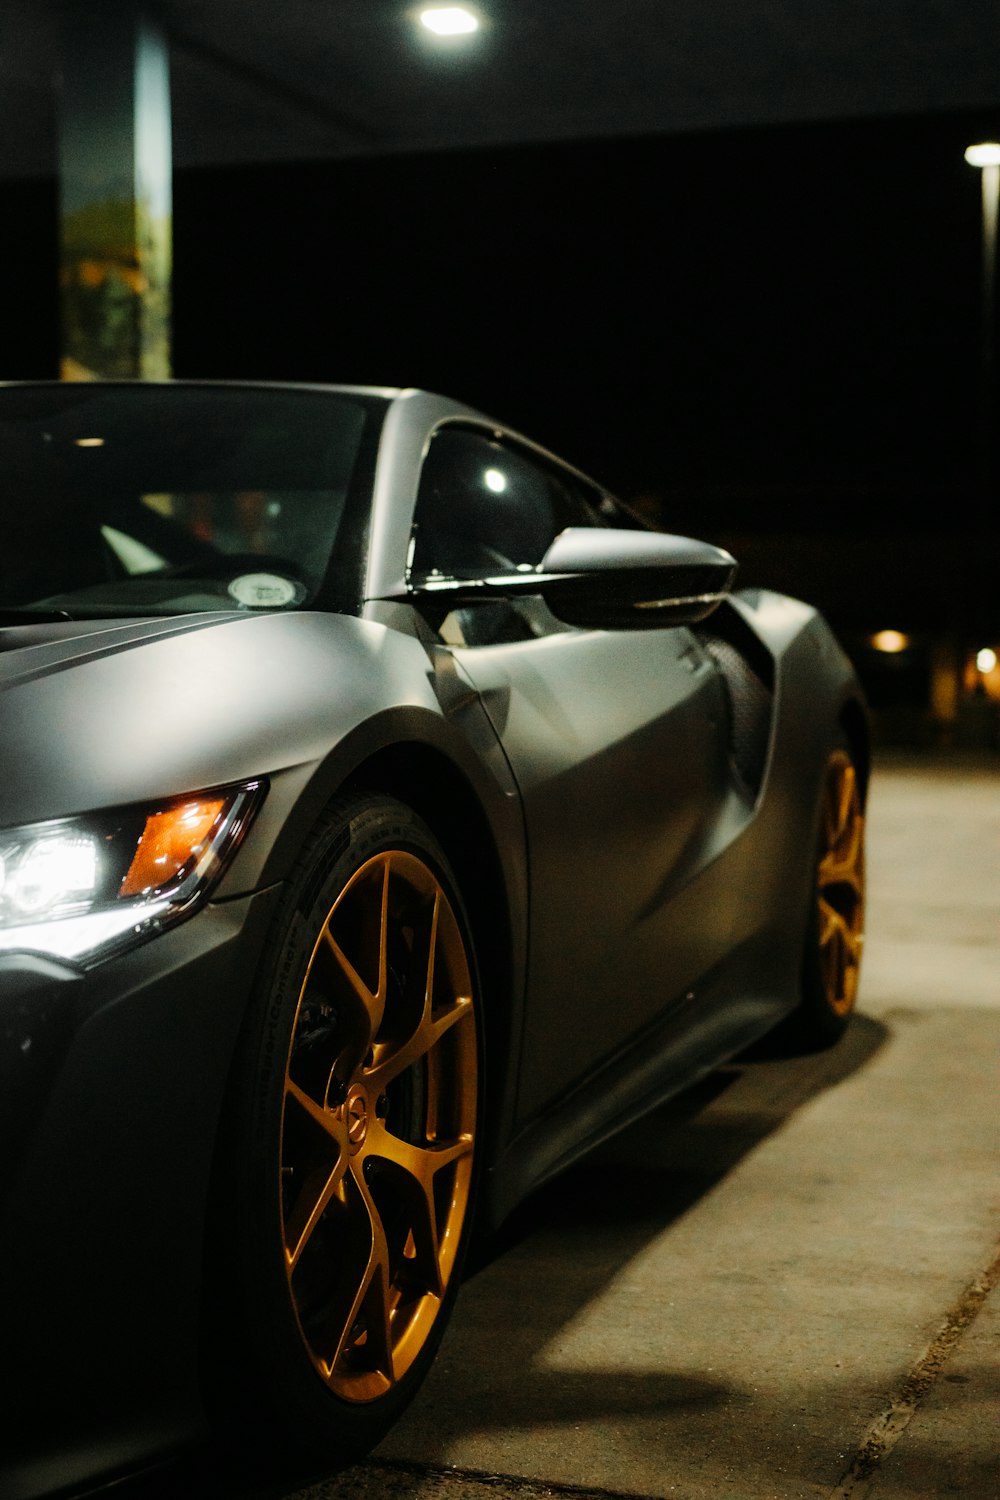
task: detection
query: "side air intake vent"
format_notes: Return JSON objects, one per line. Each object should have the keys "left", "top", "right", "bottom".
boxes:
{"left": 696, "top": 602, "right": 774, "bottom": 799}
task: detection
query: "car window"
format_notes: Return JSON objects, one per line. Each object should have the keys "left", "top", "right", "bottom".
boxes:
{"left": 409, "top": 425, "right": 610, "bottom": 648}
{"left": 0, "top": 386, "right": 382, "bottom": 617}
{"left": 409, "top": 426, "right": 601, "bottom": 582}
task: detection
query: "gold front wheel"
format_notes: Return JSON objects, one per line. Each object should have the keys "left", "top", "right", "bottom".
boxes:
{"left": 280, "top": 843, "right": 477, "bottom": 1404}
{"left": 210, "top": 797, "right": 481, "bottom": 1476}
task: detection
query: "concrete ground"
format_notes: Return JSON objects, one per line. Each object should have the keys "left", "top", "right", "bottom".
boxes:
{"left": 293, "top": 754, "right": 999, "bottom": 1500}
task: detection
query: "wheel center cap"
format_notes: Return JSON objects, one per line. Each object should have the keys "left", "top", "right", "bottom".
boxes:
{"left": 345, "top": 1084, "right": 369, "bottom": 1150}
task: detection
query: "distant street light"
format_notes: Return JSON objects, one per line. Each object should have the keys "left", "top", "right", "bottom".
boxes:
{"left": 963, "top": 142, "right": 1000, "bottom": 661}
{"left": 871, "top": 629, "right": 910, "bottom": 654}
{"left": 964, "top": 143, "right": 1000, "bottom": 368}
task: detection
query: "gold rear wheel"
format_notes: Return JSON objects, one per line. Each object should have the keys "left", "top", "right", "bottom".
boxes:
{"left": 814, "top": 748, "right": 865, "bottom": 1019}
{"left": 279, "top": 846, "right": 477, "bottom": 1404}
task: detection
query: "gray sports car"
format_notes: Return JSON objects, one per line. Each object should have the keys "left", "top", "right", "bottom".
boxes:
{"left": 0, "top": 382, "right": 866, "bottom": 1498}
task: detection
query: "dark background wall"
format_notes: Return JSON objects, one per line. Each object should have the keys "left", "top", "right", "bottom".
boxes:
{"left": 171, "top": 113, "right": 988, "bottom": 525}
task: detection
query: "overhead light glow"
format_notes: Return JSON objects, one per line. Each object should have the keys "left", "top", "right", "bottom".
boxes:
{"left": 871, "top": 629, "right": 909, "bottom": 654}
{"left": 75, "top": 437, "right": 105, "bottom": 448}
{"left": 977, "top": 647, "right": 998, "bottom": 673}
{"left": 965, "top": 142, "right": 1000, "bottom": 168}
{"left": 420, "top": 6, "right": 479, "bottom": 35}
{"left": 484, "top": 467, "right": 506, "bottom": 493}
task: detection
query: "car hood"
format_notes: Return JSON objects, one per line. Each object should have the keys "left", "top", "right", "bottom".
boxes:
{"left": 0, "top": 613, "right": 244, "bottom": 690}
{"left": 0, "top": 609, "right": 422, "bottom": 829}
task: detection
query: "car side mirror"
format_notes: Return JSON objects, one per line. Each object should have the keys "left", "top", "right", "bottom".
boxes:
{"left": 382, "top": 527, "right": 736, "bottom": 630}
{"left": 533, "top": 528, "right": 736, "bottom": 628}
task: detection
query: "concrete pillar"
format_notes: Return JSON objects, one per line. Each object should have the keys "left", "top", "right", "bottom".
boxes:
{"left": 58, "top": 4, "right": 172, "bottom": 380}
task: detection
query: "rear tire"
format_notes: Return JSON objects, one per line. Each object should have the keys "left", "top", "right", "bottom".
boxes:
{"left": 206, "top": 795, "right": 481, "bottom": 1481}
{"left": 784, "top": 741, "right": 866, "bottom": 1050}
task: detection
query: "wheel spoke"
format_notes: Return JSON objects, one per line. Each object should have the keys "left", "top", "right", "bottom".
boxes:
{"left": 817, "top": 894, "right": 841, "bottom": 947}
{"left": 361, "top": 1120, "right": 473, "bottom": 1297}
{"left": 284, "top": 1160, "right": 347, "bottom": 1272}
{"left": 818, "top": 898, "right": 854, "bottom": 956}
{"left": 821, "top": 933, "right": 840, "bottom": 996}
{"left": 285, "top": 1077, "right": 347, "bottom": 1146}
{"left": 367, "top": 994, "right": 472, "bottom": 1094}
{"left": 319, "top": 861, "right": 390, "bottom": 1052}
{"left": 282, "top": 1078, "right": 350, "bottom": 1270}
{"left": 823, "top": 824, "right": 863, "bottom": 890}
{"left": 365, "top": 891, "right": 473, "bottom": 1093}
{"left": 818, "top": 886, "right": 862, "bottom": 1011}
{"left": 319, "top": 926, "right": 375, "bottom": 1010}
{"left": 842, "top": 921, "right": 863, "bottom": 967}
{"left": 819, "top": 839, "right": 863, "bottom": 891}
{"left": 829, "top": 914, "right": 847, "bottom": 976}
{"left": 833, "top": 764, "right": 856, "bottom": 838}
{"left": 368, "top": 1122, "right": 474, "bottom": 1186}
{"left": 324, "top": 1171, "right": 394, "bottom": 1382}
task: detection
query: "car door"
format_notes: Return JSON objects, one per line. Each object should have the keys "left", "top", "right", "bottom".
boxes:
{"left": 410, "top": 424, "right": 734, "bottom": 1124}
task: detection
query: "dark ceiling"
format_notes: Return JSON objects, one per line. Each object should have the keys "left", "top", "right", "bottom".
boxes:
{"left": 2, "top": 0, "right": 1000, "bottom": 179}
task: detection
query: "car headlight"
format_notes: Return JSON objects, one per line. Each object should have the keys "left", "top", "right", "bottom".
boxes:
{"left": 0, "top": 779, "right": 266, "bottom": 967}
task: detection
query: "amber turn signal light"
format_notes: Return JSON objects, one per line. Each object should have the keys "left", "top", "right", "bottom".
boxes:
{"left": 119, "top": 798, "right": 226, "bottom": 897}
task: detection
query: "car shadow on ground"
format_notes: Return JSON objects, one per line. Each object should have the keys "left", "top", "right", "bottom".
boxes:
{"left": 474, "top": 1010, "right": 888, "bottom": 1272}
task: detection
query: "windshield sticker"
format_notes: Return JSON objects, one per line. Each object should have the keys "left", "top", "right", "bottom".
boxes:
{"left": 228, "top": 573, "right": 302, "bottom": 609}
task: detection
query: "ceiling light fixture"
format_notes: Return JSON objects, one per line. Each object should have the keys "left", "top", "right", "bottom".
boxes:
{"left": 419, "top": 6, "right": 479, "bottom": 36}
{"left": 965, "top": 142, "right": 1000, "bottom": 168}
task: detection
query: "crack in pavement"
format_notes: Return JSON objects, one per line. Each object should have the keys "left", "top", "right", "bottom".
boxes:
{"left": 304, "top": 1457, "right": 671, "bottom": 1499}
{"left": 826, "top": 1240, "right": 1000, "bottom": 1499}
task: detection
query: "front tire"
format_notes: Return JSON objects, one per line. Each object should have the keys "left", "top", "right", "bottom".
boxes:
{"left": 208, "top": 795, "right": 480, "bottom": 1477}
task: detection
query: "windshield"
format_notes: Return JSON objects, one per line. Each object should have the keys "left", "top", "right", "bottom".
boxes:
{"left": 0, "top": 384, "right": 384, "bottom": 618}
